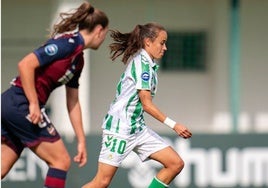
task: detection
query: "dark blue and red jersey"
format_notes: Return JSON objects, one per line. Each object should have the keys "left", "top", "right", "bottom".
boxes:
{"left": 11, "top": 32, "right": 85, "bottom": 105}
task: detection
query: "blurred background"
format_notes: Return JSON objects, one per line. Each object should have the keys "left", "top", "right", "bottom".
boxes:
{"left": 1, "top": 0, "right": 268, "bottom": 187}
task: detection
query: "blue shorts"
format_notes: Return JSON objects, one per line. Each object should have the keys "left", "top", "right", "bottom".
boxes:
{"left": 1, "top": 86, "right": 60, "bottom": 156}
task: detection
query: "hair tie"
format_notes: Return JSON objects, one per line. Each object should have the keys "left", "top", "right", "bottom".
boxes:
{"left": 88, "top": 6, "right": 94, "bottom": 14}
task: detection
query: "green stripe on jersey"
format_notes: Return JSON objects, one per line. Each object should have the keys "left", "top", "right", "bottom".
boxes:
{"left": 125, "top": 91, "right": 136, "bottom": 115}
{"left": 105, "top": 114, "right": 113, "bottom": 131}
{"left": 125, "top": 91, "right": 139, "bottom": 134}
{"left": 116, "top": 72, "right": 125, "bottom": 96}
{"left": 130, "top": 101, "right": 142, "bottom": 134}
{"left": 131, "top": 60, "right": 137, "bottom": 82}
{"left": 115, "top": 119, "right": 120, "bottom": 133}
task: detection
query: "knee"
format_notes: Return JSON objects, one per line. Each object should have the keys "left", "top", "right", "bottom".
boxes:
{"left": 98, "top": 177, "right": 112, "bottom": 188}
{"left": 49, "top": 153, "right": 71, "bottom": 171}
{"left": 62, "top": 154, "right": 72, "bottom": 170}
{"left": 170, "top": 158, "right": 185, "bottom": 174}
{"left": 177, "top": 159, "right": 185, "bottom": 171}
{"left": 59, "top": 154, "right": 71, "bottom": 171}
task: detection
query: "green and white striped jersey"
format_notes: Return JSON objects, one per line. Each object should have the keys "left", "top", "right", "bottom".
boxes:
{"left": 102, "top": 49, "right": 159, "bottom": 135}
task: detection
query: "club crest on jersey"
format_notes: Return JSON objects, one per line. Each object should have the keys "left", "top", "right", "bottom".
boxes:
{"left": 47, "top": 124, "right": 57, "bottom": 136}
{"left": 141, "top": 72, "right": 150, "bottom": 82}
{"left": 44, "top": 44, "right": 58, "bottom": 56}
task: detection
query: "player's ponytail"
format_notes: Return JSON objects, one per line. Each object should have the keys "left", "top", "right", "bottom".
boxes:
{"left": 109, "top": 23, "right": 165, "bottom": 64}
{"left": 51, "top": 2, "right": 108, "bottom": 37}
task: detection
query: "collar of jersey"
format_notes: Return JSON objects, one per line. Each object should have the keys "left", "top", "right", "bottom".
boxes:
{"left": 140, "top": 49, "right": 158, "bottom": 71}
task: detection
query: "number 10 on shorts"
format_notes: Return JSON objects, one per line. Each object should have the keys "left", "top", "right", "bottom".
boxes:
{"left": 104, "top": 135, "right": 127, "bottom": 154}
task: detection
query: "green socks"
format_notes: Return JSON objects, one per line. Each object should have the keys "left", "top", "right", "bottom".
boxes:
{"left": 148, "top": 177, "right": 168, "bottom": 188}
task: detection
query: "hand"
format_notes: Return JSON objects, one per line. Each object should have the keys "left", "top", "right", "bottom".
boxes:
{"left": 73, "top": 141, "right": 87, "bottom": 167}
{"left": 173, "top": 123, "right": 192, "bottom": 139}
{"left": 27, "top": 103, "right": 42, "bottom": 124}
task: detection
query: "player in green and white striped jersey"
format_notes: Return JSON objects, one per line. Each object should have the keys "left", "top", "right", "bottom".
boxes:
{"left": 102, "top": 48, "right": 158, "bottom": 135}
{"left": 82, "top": 23, "right": 192, "bottom": 188}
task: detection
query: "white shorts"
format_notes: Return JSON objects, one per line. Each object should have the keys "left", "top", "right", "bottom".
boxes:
{"left": 98, "top": 127, "right": 169, "bottom": 167}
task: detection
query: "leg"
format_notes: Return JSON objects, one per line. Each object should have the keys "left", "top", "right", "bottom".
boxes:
{"left": 31, "top": 139, "right": 71, "bottom": 170}
{"left": 31, "top": 139, "right": 71, "bottom": 188}
{"left": 1, "top": 143, "right": 20, "bottom": 179}
{"left": 149, "top": 146, "right": 184, "bottom": 185}
{"left": 82, "top": 162, "right": 118, "bottom": 188}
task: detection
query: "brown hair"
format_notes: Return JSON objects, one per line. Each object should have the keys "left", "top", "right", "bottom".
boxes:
{"left": 51, "top": 1, "right": 109, "bottom": 37}
{"left": 109, "top": 22, "right": 166, "bottom": 64}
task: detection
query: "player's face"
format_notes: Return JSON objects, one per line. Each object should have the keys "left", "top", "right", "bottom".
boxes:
{"left": 145, "top": 30, "right": 167, "bottom": 60}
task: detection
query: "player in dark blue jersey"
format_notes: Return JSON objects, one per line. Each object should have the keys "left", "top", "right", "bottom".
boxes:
{"left": 1, "top": 2, "right": 109, "bottom": 188}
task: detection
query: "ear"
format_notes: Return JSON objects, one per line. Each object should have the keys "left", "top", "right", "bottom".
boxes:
{"left": 144, "top": 38, "right": 151, "bottom": 47}
{"left": 93, "top": 25, "right": 103, "bottom": 37}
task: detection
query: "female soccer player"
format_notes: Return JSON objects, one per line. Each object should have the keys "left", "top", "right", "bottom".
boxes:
{"left": 82, "top": 23, "right": 192, "bottom": 188}
{"left": 1, "top": 2, "right": 109, "bottom": 188}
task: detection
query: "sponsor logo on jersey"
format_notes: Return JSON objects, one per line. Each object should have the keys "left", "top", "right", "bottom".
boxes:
{"left": 141, "top": 72, "right": 150, "bottom": 82}
{"left": 68, "top": 38, "right": 75, "bottom": 43}
{"left": 44, "top": 44, "right": 58, "bottom": 56}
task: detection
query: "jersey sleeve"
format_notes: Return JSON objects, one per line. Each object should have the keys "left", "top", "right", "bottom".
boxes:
{"left": 66, "top": 70, "right": 82, "bottom": 88}
{"left": 135, "top": 55, "right": 153, "bottom": 91}
{"left": 65, "top": 54, "right": 84, "bottom": 88}
{"left": 33, "top": 37, "right": 77, "bottom": 66}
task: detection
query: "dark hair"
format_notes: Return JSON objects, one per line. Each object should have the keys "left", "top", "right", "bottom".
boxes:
{"left": 109, "top": 22, "right": 166, "bottom": 64}
{"left": 51, "top": 1, "right": 109, "bottom": 37}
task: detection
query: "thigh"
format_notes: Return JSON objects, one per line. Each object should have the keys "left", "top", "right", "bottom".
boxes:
{"left": 95, "top": 162, "right": 118, "bottom": 181}
{"left": 82, "top": 162, "right": 118, "bottom": 188}
{"left": 31, "top": 139, "right": 70, "bottom": 167}
{"left": 1, "top": 143, "right": 20, "bottom": 178}
{"left": 149, "top": 146, "right": 183, "bottom": 167}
